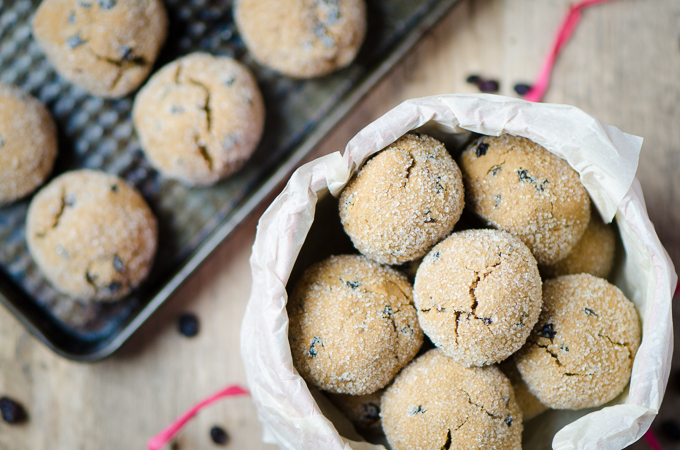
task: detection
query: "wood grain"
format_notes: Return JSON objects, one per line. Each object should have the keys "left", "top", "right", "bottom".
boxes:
{"left": 1, "top": 0, "right": 678, "bottom": 448}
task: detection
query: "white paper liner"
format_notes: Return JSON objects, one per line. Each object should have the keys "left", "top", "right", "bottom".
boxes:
{"left": 240, "top": 94, "right": 677, "bottom": 450}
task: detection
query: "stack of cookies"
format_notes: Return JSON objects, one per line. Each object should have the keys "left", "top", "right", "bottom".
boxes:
{"left": 287, "top": 133, "right": 641, "bottom": 450}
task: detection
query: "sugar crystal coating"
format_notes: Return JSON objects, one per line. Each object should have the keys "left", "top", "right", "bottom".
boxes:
{"left": 288, "top": 254, "right": 423, "bottom": 395}
{"left": 32, "top": 0, "right": 168, "bottom": 98}
{"left": 234, "top": 0, "right": 366, "bottom": 79}
{"left": 459, "top": 134, "right": 591, "bottom": 265}
{"left": 26, "top": 170, "right": 158, "bottom": 302}
{"left": 515, "top": 274, "right": 641, "bottom": 409}
{"left": 541, "top": 208, "right": 616, "bottom": 279}
{"left": 133, "top": 53, "right": 265, "bottom": 186}
{"left": 339, "top": 133, "right": 465, "bottom": 265}
{"left": 381, "top": 349, "right": 522, "bottom": 450}
{"left": 414, "top": 229, "right": 543, "bottom": 367}
{"left": 0, "top": 84, "right": 57, "bottom": 205}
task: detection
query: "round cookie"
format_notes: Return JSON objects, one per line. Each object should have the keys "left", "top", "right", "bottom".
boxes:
{"left": 0, "top": 84, "right": 58, "bottom": 205}
{"left": 381, "top": 349, "right": 523, "bottom": 450}
{"left": 414, "top": 229, "right": 542, "bottom": 367}
{"left": 287, "top": 254, "right": 423, "bottom": 395}
{"left": 234, "top": 0, "right": 366, "bottom": 78}
{"left": 541, "top": 209, "right": 616, "bottom": 279}
{"left": 26, "top": 170, "right": 157, "bottom": 302}
{"left": 133, "top": 53, "right": 265, "bottom": 186}
{"left": 459, "top": 134, "right": 591, "bottom": 265}
{"left": 33, "top": 0, "right": 168, "bottom": 98}
{"left": 515, "top": 274, "right": 641, "bottom": 409}
{"left": 498, "top": 358, "right": 548, "bottom": 421}
{"left": 339, "top": 133, "right": 465, "bottom": 265}
{"left": 327, "top": 390, "right": 383, "bottom": 435}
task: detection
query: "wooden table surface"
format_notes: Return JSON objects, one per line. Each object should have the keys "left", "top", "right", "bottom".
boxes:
{"left": 1, "top": 0, "right": 679, "bottom": 449}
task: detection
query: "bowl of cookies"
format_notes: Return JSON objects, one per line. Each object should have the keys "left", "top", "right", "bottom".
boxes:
{"left": 241, "top": 94, "right": 676, "bottom": 450}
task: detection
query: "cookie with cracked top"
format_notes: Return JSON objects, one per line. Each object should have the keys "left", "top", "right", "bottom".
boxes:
{"left": 287, "top": 254, "right": 423, "bottom": 395}
{"left": 459, "top": 134, "right": 591, "bottom": 265}
{"left": 234, "top": 0, "right": 366, "bottom": 78}
{"left": 515, "top": 274, "right": 641, "bottom": 409}
{"left": 32, "top": 0, "right": 168, "bottom": 98}
{"left": 414, "top": 229, "right": 542, "bottom": 367}
{"left": 26, "top": 169, "right": 157, "bottom": 302}
{"left": 381, "top": 348, "right": 522, "bottom": 450}
{"left": 0, "top": 84, "right": 58, "bottom": 205}
{"left": 133, "top": 53, "right": 265, "bottom": 186}
{"left": 339, "top": 133, "right": 465, "bottom": 265}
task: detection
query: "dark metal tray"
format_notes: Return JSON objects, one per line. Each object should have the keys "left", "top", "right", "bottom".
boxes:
{"left": 0, "top": 0, "right": 460, "bottom": 361}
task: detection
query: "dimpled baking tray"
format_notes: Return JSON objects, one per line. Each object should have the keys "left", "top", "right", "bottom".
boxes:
{"left": 0, "top": 0, "right": 461, "bottom": 361}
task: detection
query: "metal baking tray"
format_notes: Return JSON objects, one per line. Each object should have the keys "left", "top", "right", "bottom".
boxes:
{"left": 0, "top": 0, "right": 461, "bottom": 361}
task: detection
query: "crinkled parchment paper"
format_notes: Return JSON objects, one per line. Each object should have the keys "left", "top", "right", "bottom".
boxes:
{"left": 240, "top": 94, "right": 677, "bottom": 450}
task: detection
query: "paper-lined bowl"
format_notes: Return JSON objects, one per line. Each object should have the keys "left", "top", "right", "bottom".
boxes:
{"left": 240, "top": 94, "right": 677, "bottom": 450}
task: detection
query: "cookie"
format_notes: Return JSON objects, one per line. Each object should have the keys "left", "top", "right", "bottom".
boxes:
{"left": 541, "top": 209, "right": 616, "bottom": 279}
{"left": 234, "top": 0, "right": 366, "bottom": 78}
{"left": 326, "top": 390, "right": 383, "bottom": 435}
{"left": 339, "top": 133, "right": 465, "bottom": 265}
{"left": 414, "top": 229, "right": 542, "bottom": 367}
{"left": 33, "top": 0, "right": 168, "bottom": 98}
{"left": 0, "top": 84, "right": 58, "bottom": 205}
{"left": 498, "top": 358, "right": 548, "bottom": 421}
{"left": 133, "top": 53, "right": 265, "bottom": 186}
{"left": 287, "top": 254, "right": 423, "bottom": 395}
{"left": 515, "top": 274, "right": 641, "bottom": 409}
{"left": 26, "top": 170, "right": 157, "bottom": 302}
{"left": 459, "top": 135, "right": 591, "bottom": 265}
{"left": 381, "top": 349, "right": 523, "bottom": 450}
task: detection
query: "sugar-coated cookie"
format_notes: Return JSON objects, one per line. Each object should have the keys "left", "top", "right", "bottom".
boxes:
{"left": 515, "top": 274, "right": 641, "bottom": 409}
{"left": 288, "top": 255, "right": 423, "bottom": 395}
{"left": 234, "top": 0, "right": 366, "bottom": 78}
{"left": 26, "top": 170, "right": 157, "bottom": 302}
{"left": 33, "top": 0, "right": 168, "bottom": 98}
{"left": 381, "top": 349, "right": 522, "bottom": 450}
{"left": 340, "top": 133, "right": 465, "bottom": 265}
{"left": 0, "top": 84, "right": 57, "bottom": 205}
{"left": 414, "top": 229, "right": 542, "bottom": 367}
{"left": 459, "top": 135, "right": 590, "bottom": 265}
{"left": 133, "top": 53, "right": 265, "bottom": 186}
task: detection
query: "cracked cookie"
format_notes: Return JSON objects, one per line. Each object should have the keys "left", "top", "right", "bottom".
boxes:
{"left": 498, "top": 358, "right": 548, "bottom": 421}
{"left": 459, "top": 134, "right": 591, "bottom": 265}
{"left": 339, "top": 133, "right": 465, "bottom": 265}
{"left": 288, "top": 254, "right": 423, "bottom": 395}
{"left": 381, "top": 349, "right": 522, "bottom": 450}
{"left": 26, "top": 169, "right": 157, "bottom": 302}
{"left": 326, "top": 389, "right": 383, "bottom": 436}
{"left": 133, "top": 53, "right": 265, "bottom": 186}
{"left": 414, "top": 229, "right": 542, "bottom": 367}
{"left": 32, "top": 0, "right": 168, "bottom": 98}
{"left": 515, "top": 274, "right": 641, "bottom": 409}
{"left": 541, "top": 208, "right": 616, "bottom": 279}
{"left": 234, "top": 0, "right": 366, "bottom": 79}
{"left": 0, "top": 84, "right": 57, "bottom": 205}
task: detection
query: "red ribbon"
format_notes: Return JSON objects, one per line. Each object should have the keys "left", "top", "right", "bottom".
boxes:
{"left": 147, "top": 385, "right": 249, "bottom": 450}
{"left": 644, "top": 429, "right": 664, "bottom": 450}
{"left": 524, "top": 0, "right": 618, "bottom": 102}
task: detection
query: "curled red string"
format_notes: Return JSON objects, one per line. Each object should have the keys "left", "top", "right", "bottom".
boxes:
{"left": 524, "top": 0, "right": 618, "bottom": 102}
{"left": 147, "top": 384, "right": 249, "bottom": 450}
